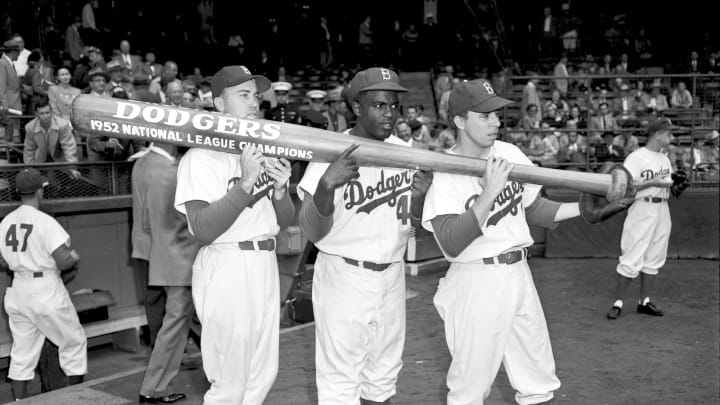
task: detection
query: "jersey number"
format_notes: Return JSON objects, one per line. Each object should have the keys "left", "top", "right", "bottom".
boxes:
{"left": 396, "top": 195, "right": 410, "bottom": 225}
{"left": 5, "top": 224, "right": 33, "bottom": 252}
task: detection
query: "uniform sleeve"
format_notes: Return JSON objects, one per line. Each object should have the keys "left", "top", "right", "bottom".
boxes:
{"left": 297, "top": 162, "right": 330, "bottom": 200}
{"left": 622, "top": 151, "right": 641, "bottom": 179}
{"left": 43, "top": 215, "right": 71, "bottom": 255}
{"left": 421, "top": 173, "right": 468, "bottom": 232}
{"left": 175, "top": 149, "right": 229, "bottom": 214}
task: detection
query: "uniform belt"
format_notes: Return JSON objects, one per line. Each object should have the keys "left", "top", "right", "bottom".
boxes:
{"left": 481, "top": 249, "right": 526, "bottom": 265}
{"left": 641, "top": 197, "right": 665, "bottom": 203}
{"left": 342, "top": 257, "right": 394, "bottom": 271}
{"left": 237, "top": 239, "right": 276, "bottom": 251}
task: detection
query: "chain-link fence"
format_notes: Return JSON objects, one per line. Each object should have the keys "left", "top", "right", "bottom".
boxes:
{"left": 0, "top": 161, "right": 133, "bottom": 203}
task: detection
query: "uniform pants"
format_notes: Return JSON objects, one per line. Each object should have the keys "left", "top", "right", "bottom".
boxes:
{"left": 617, "top": 201, "right": 671, "bottom": 278}
{"left": 313, "top": 253, "right": 406, "bottom": 404}
{"left": 192, "top": 245, "right": 279, "bottom": 405}
{"left": 140, "top": 286, "right": 195, "bottom": 397}
{"left": 433, "top": 260, "right": 560, "bottom": 405}
{"left": 4, "top": 272, "right": 87, "bottom": 381}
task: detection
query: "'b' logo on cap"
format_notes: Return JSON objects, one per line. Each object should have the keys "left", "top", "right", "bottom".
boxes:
{"left": 380, "top": 68, "right": 392, "bottom": 80}
{"left": 483, "top": 82, "right": 494, "bottom": 95}
{"left": 241, "top": 66, "right": 251, "bottom": 75}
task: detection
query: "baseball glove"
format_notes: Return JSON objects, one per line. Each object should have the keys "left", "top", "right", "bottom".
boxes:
{"left": 670, "top": 170, "right": 690, "bottom": 198}
{"left": 580, "top": 162, "right": 636, "bottom": 225}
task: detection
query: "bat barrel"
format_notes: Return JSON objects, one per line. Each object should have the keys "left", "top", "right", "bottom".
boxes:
{"left": 71, "top": 95, "right": 613, "bottom": 196}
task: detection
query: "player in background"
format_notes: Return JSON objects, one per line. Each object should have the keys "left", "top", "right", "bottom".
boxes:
{"left": 422, "top": 80, "right": 582, "bottom": 405}
{"left": 606, "top": 118, "right": 676, "bottom": 320}
{"left": 0, "top": 168, "right": 86, "bottom": 400}
{"left": 174, "top": 66, "right": 295, "bottom": 404}
{"left": 297, "top": 67, "right": 433, "bottom": 405}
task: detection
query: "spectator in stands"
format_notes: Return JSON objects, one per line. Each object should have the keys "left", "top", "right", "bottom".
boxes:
{"left": 522, "top": 74, "right": 543, "bottom": 117}
{"left": 613, "top": 130, "right": 640, "bottom": 156}
{"left": 539, "top": 6, "right": 558, "bottom": 56}
{"left": 566, "top": 105, "right": 586, "bottom": 129}
{"left": 11, "top": 35, "right": 31, "bottom": 79}
{"left": 181, "top": 90, "right": 199, "bottom": 109}
{"left": 670, "top": 81, "right": 693, "bottom": 108}
{"left": 613, "top": 53, "right": 630, "bottom": 89}
{"left": 64, "top": 17, "right": 84, "bottom": 62}
{"left": 48, "top": 67, "right": 81, "bottom": 122}
{"left": 303, "top": 90, "right": 329, "bottom": 129}
{"left": 113, "top": 40, "right": 147, "bottom": 85}
{"left": 644, "top": 79, "right": 669, "bottom": 112}
{"left": 545, "top": 90, "right": 569, "bottom": 118}
{"left": 593, "top": 131, "right": 623, "bottom": 163}
{"left": 26, "top": 55, "right": 55, "bottom": 114}
{"left": 435, "top": 126, "right": 456, "bottom": 152}
{"left": 1, "top": 38, "right": 22, "bottom": 143}
{"left": 633, "top": 80, "right": 649, "bottom": 109}
{"left": 358, "top": 16, "right": 373, "bottom": 65}
{"left": 590, "top": 102, "right": 618, "bottom": 140}
{"left": 522, "top": 104, "right": 541, "bottom": 130}
{"left": 106, "top": 61, "right": 132, "bottom": 97}
{"left": 553, "top": 54, "right": 569, "bottom": 95}
{"left": 165, "top": 81, "right": 184, "bottom": 107}
{"left": 591, "top": 88, "right": 610, "bottom": 114}
{"left": 526, "top": 129, "right": 547, "bottom": 164}
{"left": 614, "top": 83, "right": 638, "bottom": 123}
{"left": 565, "top": 122, "right": 588, "bottom": 169}
{"left": 415, "top": 104, "right": 431, "bottom": 126}
{"left": 542, "top": 103, "right": 565, "bottom": 128}
{"left": 706, "top": 51, "right": 719, "bottom": 73}
{"left": 633, "top": 29, "right": 653, "bottom": 66}
{"left": 23, "top": 97, "right": 80, "bottom": 179}
{"left": 434, "top": 65, "right": 454, "bottom": 104}
{"left": 686, "top": 51, "right": 703, "bottom": 74}
{"left": 87, "top": 46, "right": 106, "bottom": 70}
{"left": 558, "top": 3, "right": 580, "bottom": 54}
{"left": 318, "top": 16, "right": 333, "bottom": 69}
{"left": 324, "top": 87, "right": 348, "bottom": 133}
{"left": 390, "top": 120, "right": 413, "bottom": 147}
{"left": 140, "top": 51, "right": 162, "bottom": 84}
{"left": 149, "top": 61, "right": 179, "bottom": 103}
{"left": 438, "top": 78, "right": 459, "bottom": 125}
{"left": 408, "top": 119, "right": 432, "bottom": 149}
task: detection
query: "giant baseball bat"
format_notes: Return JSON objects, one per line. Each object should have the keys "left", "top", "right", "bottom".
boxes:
{"left": 71, "top": 95, "right": 622, "bottom": 199}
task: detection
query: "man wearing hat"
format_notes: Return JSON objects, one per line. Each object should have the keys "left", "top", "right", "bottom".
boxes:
{"left": 0, "top": 168, "right": 86, "bottom": 400}
{"left": 267, "top": 81, "right": 302, "bottom": 124}
{"left": 323, "top": 87, "right": 348, "bottom": 133}
{"left": 606, "top": 117, "right": 676, "bottom": 321}
{"left": 1, "top": 38, "right": 22, "bottom": 142}
{"left": 297, "top": 67, "right": 433, "bottom": 404}
{"left": 421, "top": 79, "right": 582, "bottom": 404}
{"left": 644, "top": 80, "right": 669, "bottom": 113}
{"left": 105, "top": 60, "right": 135, "bottom": 99}
{"left": 302, "top": 90, "right": 329, "bottom": 129}
{"left": 87, "top": 66, "right": 109, "bottom": 97}
{"left": 174, "top": 65, "right": 295, "bottom": 404}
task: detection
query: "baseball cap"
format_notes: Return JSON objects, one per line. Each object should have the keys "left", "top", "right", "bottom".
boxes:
{"left": 211, "top": 65, "right": 271, "bottom": 98}
{"left": 448, "top": 79, "right": 513, "bottom": 119}
{"left": 647, "top": 117, "right": 675, "bottom": 134}
{"left": 347, "top": 67, "right": 407, "bottom": 100}
{"left": 15, "top": 168, "right": 49, "bottom": 195}
{"left": 272, "top": 81, "right": 292, "bottom": 92}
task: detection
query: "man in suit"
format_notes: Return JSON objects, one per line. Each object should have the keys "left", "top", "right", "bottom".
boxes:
{"left": 64, "top": 18, "right": 84, "bottom": 61}
{"left": 23, "top": 97, "right": 78, "bottom": 168}
{"left": 139, "top": 51, "right": 163, "bottom": 85}
{"left": 589, "top": 102, "right": 618, "bottom": 140}
{"left": 113, "top": 40, "right": 148, "bottom": 85}
{"left": 136, "top": 142, "right": 201, "bottom": 404}
{"left": 1, "top": 38, "right": 22, "bottom": 142}
{"left": 553, "top": 54, "right": 569, "bottom": 96}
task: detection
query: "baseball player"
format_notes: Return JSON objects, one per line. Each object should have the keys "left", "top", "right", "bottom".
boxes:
{"left": 0, "top": 168, "right": 86, "bottom": 400}
{"left": 297, "top": 67, "right": 433, "bottom": 405}
{"left": 174, "top": 65, "right": 295, "bottom": 404}
{"left": 606, "top": 117, "right": 676, "bottom": 320}
{"left": 421, "top": 79, "right": 581, "bottom": 405}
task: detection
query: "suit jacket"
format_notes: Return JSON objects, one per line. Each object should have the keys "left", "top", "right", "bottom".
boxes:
{"left": 131, "top": 149, "right": 161, "bottom": 261}
{"left": 113, "top": 54, "right": 148, "bottom": 84}
{"left": 140, "top": 152, "right": 201, "bottom": 286}
{"left": 23, "top": 116, "right": 78, "bottom": 163}
{"left": 612, "top": 96, "right": 638, "bottom": 116}
{"left": 65, "top": 24, "right": 84, "bottom": 61}
{"left": 0, "top": 54, "right": 21, "bottom": 110}
{"left": 138, "top": 62, "right": 163, "bottom": 84}
{"left": 589, "top": 114, "right": 618, "bottom": 138}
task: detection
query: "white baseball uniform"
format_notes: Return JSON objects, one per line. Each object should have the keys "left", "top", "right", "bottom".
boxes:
{"left": 0, "top": 205, "right": 87, "bottom": 381}
{"left": 175, "top": 148, "right": 280, "bottom": 405}
{"left": 422, "top": 141, "right": 560, "bottom": 405}
{"left": 298, "top": 136, "right": 415, "bottom": 404}
{"left": 617, "top": 147, "right": 673, "bottom": 278}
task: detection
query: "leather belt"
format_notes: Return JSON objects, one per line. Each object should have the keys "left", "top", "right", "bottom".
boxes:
{"left": 481, "top": 249, "right": 526, "bottom": 265}
{"left": 343, "top": 257, "right": 393, "bottom": 272}
{"left": 33, "top": 272, "right": 43, "bottom": 278}
{"left": 237, "top": 239, "right": 276, "bottom": 251}
{"left": 642, "top": 197, "right": 665, "bottom": 203}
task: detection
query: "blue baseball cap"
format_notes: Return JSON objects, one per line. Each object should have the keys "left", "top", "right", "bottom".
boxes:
{"left": 211, "top": 65, "right": 271, "bottom": 98}
{"left": 348, "top": 67, "right": 407, "bottom": 100}
{"left": 15, "top": 168, "right": 48, "bottom": 195}
{"left": 448, "top": 79, "right": 513, "bottom": 119}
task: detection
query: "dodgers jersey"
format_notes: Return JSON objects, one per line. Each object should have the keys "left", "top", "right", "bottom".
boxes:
{"left": 623, "top": 147, "right": 672, "bottom": 200}
{"left": 0, "top": 205, "right": 70, "bottom": 273}
{"left": 298, "top": 138, "right": 415, "bottom": 264}
{"left": 422, "top": 141, "right": 541, "bottom": 262}
{"left": 175, "top": 148, "right": 280, "bottom": 243}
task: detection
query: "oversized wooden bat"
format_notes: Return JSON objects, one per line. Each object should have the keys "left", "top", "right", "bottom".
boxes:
{"left": 71, "top": 95, "right": 628, "bottom": 200}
